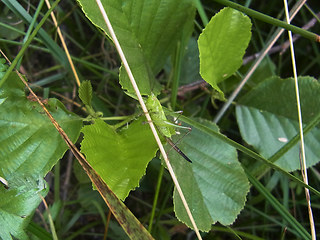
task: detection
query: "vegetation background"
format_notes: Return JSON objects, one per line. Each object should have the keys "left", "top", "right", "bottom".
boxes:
{"left": 0, "top": 0, "right": 320, "bottom": 239}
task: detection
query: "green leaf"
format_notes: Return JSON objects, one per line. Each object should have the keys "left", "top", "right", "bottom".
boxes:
{"left": 0, "top": 58, "right": 8, "bottom": 79}
{"left": 77, "top": 0, "right": 195, "bottom": 97}
{"left": 0, "top": 72, "right": 82, "bottom": 239}
{"left": 236, "top": 76, "right": 320, "bottom": 171}
{"left": 0, "top": 10, "right": 25, "bottom": 40}
{"left": 82, "top": 160, "right": 154, "bottom": 240}
{"left": 79, "top": 80, "right": 92, "bottom": 106}
{"left": 27, "top": 222, "right": 53, "bottom": 240}
{"left": 180, "top": 38, "right": 201, "bottom": 86}
{"left": 0, "top": 177, "right": 47, "bottom": 240}
{"left": 80, "top": 117, "right": 158, "bottom": 200}
{"left": 168, "top": 119, "right": 249, "bottom": 230}
{"left": 198, "top": 7, "right": 252, "bottom": 98}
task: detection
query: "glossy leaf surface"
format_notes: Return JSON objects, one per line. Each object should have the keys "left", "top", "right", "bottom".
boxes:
{"left": 198, "top": 7, "right": 251, "bottom": 98}
{"left": 81, "top": 117, "right": 158, "bottom": 200}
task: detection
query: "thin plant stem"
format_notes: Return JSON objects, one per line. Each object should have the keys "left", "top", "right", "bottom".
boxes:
{"left": 305, "top": 5, "right": 320, "bottom": 23}
{"left": 0, "top": 0, "right": 62, "bottom": 88}
{"left": 194, "top": 0, "right": 209, "bottom": 26}
{"left": 283, "top": 1, "right": 316, "bottom": 239}
{"left": 252, "top": 110, "right": 320, "bottom": 177}
{"left": 172, "top": 111, "right": 320, "bottom": 198}
{"left": 148, "top": 163, "right": 164, "bottom": 233}
{"left": 103, "top": 210, "right": 112, "bottom": 240}
{"left": 214, "top": 0, "right": 306, "bottom": 123}
{"left": 17, "top": 0, "right": 45, "bottom": 68}
{"left": 54, "top": 162, "right": 60, "bottom": 203}
{"left": 94, "top": 1, "right": 202, "bottom": 239}
{"left": 171, "top": 41, "right": 183, "bottom": 110}
{"left": 0, "top": 49, "right": 154, "bottom": 239}
{"left": 45, "top": 0, "right": 81, "bottom": 87}
{"left": 245, "top": 169, "right": 311, "bottom": 239}
{"left": 62, "top": 150, "right": 74, "bottom": 201}
{"left": 39, "top": 195, "right": 59, "bottom": 240}
{"left": 212, "top": 0, "right": 320, "bottom": 42}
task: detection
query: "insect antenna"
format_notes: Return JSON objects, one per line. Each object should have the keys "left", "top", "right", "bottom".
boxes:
{"left": 166, "top": 137, "right": 192, "bottom": 163}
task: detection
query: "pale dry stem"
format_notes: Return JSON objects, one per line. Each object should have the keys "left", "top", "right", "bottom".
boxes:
{"left": 283, "top": 1, "right": 316, "bottom": 239}
{"left": 94, "top": 0, "right": 202, "bottom": 239}
{"left": 45, "top": 0, "right": 81, "bottom": 87}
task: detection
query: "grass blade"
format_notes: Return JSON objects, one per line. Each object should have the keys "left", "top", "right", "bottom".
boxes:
{"left": 283, "top": 0, "right": 316, "bottom": 238}
{"left": 93, "top": 1, "right": 202, "bottom": 238}
{"left": 245, "top": 169, "right": 311, "bottom": 239}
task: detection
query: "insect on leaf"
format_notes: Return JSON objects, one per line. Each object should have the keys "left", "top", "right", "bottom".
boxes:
{"left": 168, "top": 118, "right": 249, "bottom": 230}
{"left": 145, "top": 93, "right": 175, "bottom": 139}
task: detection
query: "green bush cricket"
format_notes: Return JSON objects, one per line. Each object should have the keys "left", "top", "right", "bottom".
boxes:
{"left": 145, "top": 93, "right": 192, "bottom": 163}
